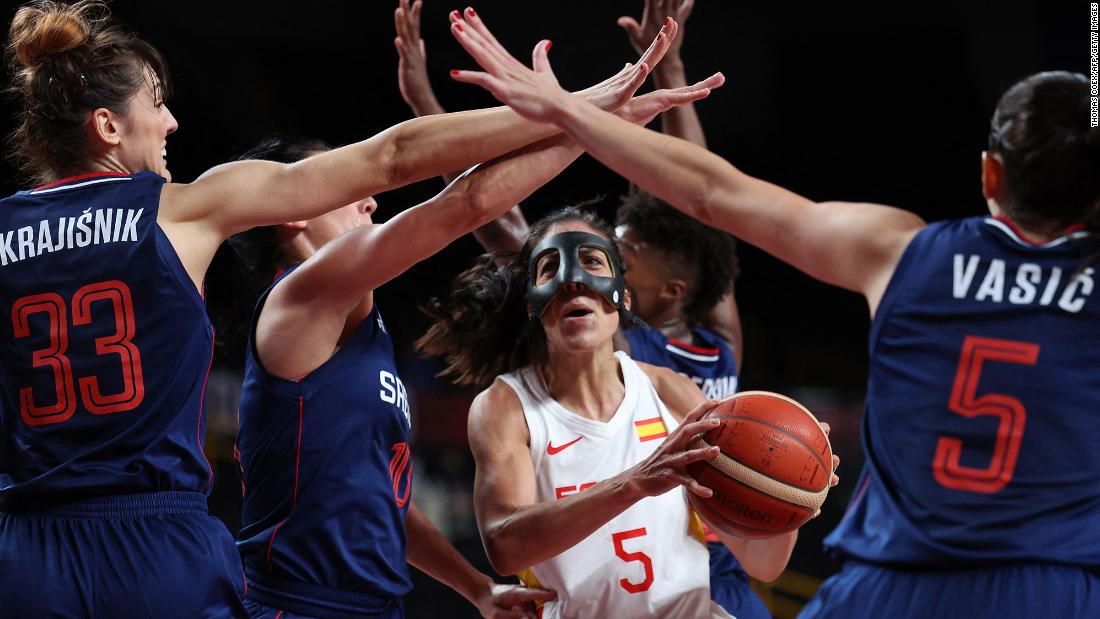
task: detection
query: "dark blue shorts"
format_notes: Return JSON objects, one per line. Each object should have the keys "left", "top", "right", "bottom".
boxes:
{"left": 0, "top": 491, "right": 247, "bottom": 618}
{"left": 708, "top": 541, "right": 771, "bottom": 619}
{"left": 799, "top": 560, "right": 1100, "bottom": 619}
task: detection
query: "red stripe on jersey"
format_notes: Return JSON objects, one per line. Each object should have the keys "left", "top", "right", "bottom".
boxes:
{"left": 265, "top": 396, "right": 305, "bottom": 572}
{"left": 992, "top": 215, "right": 1088, "bottom": 246}
{"left": 33, "top": 171, "right": 129, "bottom": 191}
{"left": 197, "top": 331, "right": 216, "bottom": 492}
{"left": 668, "top": 338, "right": 720, "bottom": 355}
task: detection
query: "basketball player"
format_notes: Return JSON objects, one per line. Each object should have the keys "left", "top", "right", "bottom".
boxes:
{"left": 0, "top": 1, "right": 684, "bottom": 616}
{"left": 227, "top": 54, "right": 718, "bottom": 619}
{"left": 446, "top": 10, "right": 1100, "bottom": 617}
{"left": 417, "top": 208, "right": 839, "bottom": 618}
{"left": 394, "top": 6, "right": 758, "bottom": 614}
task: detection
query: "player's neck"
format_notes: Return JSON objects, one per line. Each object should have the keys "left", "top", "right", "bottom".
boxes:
{"left": 541, "top": 347, "right": 625, "bottom": 422}
{"left": 651, "top": 314, "right": 694, "bottom": 345}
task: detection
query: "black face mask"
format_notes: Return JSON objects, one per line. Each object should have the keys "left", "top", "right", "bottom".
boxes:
{"left": 527, "top": 231, "right": 627, "bottom": 320}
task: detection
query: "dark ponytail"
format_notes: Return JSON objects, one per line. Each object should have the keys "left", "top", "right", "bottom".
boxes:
{"left": 416, "top": 206, "right": 625, "bottom": 388}
{"left": 988, "top": 72, "right": 1100, "bottom": 236}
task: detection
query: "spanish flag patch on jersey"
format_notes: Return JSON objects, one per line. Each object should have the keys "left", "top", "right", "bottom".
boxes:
{"left": 634, "top": 417, "right": 668, "bottom": 442}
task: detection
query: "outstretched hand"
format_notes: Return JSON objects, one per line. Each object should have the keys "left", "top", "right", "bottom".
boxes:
{"left": 475, "top": 582, "right": 557, "bottom": 619}
{"left": 619, "top": 0, "right": 695, "bottom": 59}
{"left": 616, "top": 72, "right": 724, "bottom": 126}
{"left": 449, "top": 7, "right": 680, "bottom": 122}
{"left": 394, "top": 0, "right": 445, "bottom": 115}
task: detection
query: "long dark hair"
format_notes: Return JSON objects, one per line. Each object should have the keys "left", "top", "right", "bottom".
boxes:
{"left": 6, "top": 1, "right": 171, "bottom": 183}
{"left": 416, "top": 206, "right": 628, "bottom": 388}
{"left": 204, "top": 135, "right": 330, "bottom": 364}
{"left": 988, "top": 72, "right": 1100, "bottom": 236}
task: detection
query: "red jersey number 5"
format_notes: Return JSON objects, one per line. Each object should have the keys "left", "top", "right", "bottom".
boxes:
{"left": 933, "top": 335, "right": 1039, "bottom": 494}
{"left": 612, "top": 527, "right": 654, "bottom": 593}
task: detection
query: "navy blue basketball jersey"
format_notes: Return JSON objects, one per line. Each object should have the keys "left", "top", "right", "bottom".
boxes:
{"left": 827, "top": 216, "right": 1100, "bottom": 566}
{"left": 0, "top": 172, "right": 216, "bottom": 508}
{"left": 236, "top": 270, "right": 413, "bottom": 615}
{"left": 624, "top": 326, "right": 738, "bottom": 399}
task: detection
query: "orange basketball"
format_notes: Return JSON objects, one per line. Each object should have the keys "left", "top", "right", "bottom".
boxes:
{"left": 686, "top": 391, "right": 833, "bottom": 539}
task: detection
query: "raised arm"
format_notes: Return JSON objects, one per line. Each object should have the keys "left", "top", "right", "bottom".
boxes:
{"left": 395, "top": 0, "right": 530, "bottom": 253}
{"left": 700, "top": 290, "right": 743, "bottom": 370}
{"left": 469, "top": 380, "right": 721, "bottom": 576}
{"left": 449, "top": 13, "right": 927, "bottom": 314}
{"left": 256, "top": 130, "right": 580, "bottom": 380}
{"left": 395, "top": 0, "right": 447, "bottom": 117}
{"left": 160, "top": 10, "right": 679, "bottom": 287}
{"left": 619, "top": 0, "right": 708, "bottom": 146}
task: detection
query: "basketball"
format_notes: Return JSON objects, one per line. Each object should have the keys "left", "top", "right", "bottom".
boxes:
{"left": 686, "top": 391, "right": 833, "bottom": 539}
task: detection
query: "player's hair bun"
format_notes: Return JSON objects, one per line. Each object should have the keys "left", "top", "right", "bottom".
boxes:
{"left": 8, "top": 1, "right": 98, "bottom": 71}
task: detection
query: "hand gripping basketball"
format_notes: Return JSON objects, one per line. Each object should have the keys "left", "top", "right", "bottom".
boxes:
{"left": 622, "top": 400, "right": 723, "bottom": 500}
{"left": 686, "top": 391, "right": 838, "bottom": 538}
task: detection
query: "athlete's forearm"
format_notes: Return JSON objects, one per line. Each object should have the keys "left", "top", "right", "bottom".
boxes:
{"left": 447, "top": 135, "right": 580, "bottom": 228}
{"left": 653, "top": 59, "right": 708, "bottom": 148}
{"left": 715, "top": 526, "right": 797, "bottom": 583}
{"left": 471, "top": 205, "right": 529, "bottom": 254}
{"left": 382, "top": 106, "right": 558, "bottom": 193}
{"left": 279, "top": 136, "right": 581, "bottom": 322}
{"left": 405, "top": 502, "right": 492, "bottom": 605}
{"left": 548, "top": 94, "right": 738, "bottom": 230}
{"left": 481, "top": 473, "right": 641, "bottom": 576}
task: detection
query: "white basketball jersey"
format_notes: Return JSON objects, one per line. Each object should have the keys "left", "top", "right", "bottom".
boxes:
{"left": 498, "top": 352, "right": 732, "bottom": 619}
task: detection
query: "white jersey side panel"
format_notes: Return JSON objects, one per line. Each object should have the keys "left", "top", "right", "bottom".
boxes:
{"left": 499, "top": 352, "right": 732, "bottom": 619}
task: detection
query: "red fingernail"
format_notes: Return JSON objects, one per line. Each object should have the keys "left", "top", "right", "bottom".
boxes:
{"left": 546, "top": 40, "right": 553, "bottom": 51}
{"left": 466, "top": 6, "right": 476, "bottom": 17}
{"left": 454, "top": 21, "right": 463, "bottom": 32}
{"left": 449, "top": 9, "right": 460, "bottom": 20}
{"left": 450, "top": 69, "right": 460, "bottom": 76}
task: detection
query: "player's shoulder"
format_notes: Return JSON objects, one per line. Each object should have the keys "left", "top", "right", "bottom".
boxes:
{"left": 468, "top": 376, "right": 530, "bottom": 450}
{"left": 470, "top": 377, "right": 527, "bottom": 429}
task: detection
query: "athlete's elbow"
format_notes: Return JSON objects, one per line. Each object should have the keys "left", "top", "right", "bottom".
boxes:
{"left": 379, "top": 126, "right": 414, "bottom": 189}
{"left": 482, "top": 534, "right": 522, "bottom": 576}
{"left": 744, "top": 561, "right": 786, "bottom": 583}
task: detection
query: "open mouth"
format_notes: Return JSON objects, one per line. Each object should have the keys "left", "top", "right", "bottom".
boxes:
{"left": 566, "top": 308, "right": 592, "bottom": 318}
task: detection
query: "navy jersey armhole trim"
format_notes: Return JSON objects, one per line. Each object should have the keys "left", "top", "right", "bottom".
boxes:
{"left": 867, "top": 223, "right": 935, "bottom": 358}
{"left": 247, "top": 268, "right": 380, "bottom": 397}
{"left": 147, "top": 174, "right": 208, "bottom": 312}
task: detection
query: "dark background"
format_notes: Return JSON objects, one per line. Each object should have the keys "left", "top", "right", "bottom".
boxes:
{"left": 1, "top": 1, "right": 1089, "bottom": 616}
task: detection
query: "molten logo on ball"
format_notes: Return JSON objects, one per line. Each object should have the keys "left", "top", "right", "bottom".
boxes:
{"left": 713, "top": 493, "right": 773, "bottom": 523}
